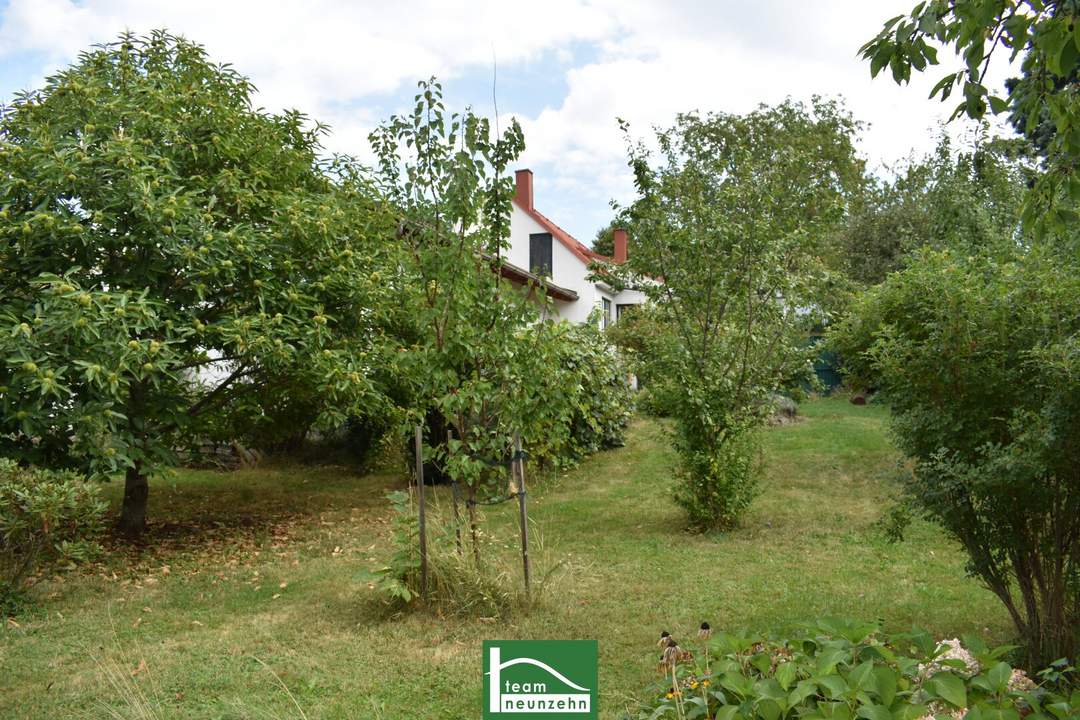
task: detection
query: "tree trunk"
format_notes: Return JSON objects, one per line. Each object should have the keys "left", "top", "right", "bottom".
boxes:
{"left": 118, "top": 463, "right": 148, "bottom": 539}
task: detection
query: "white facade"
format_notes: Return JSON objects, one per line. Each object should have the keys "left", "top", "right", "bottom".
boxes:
{"left": 506, "top": 169, "right": 647, "bottom": 326}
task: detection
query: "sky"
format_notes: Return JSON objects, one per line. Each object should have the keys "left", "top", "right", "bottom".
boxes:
{"left": 0, "top": 0, "right": 1018, "bottom": 244}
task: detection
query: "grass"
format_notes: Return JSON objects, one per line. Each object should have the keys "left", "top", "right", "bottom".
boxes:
{"left": 0, "top": 397, "right": 1011, "bottom": 718}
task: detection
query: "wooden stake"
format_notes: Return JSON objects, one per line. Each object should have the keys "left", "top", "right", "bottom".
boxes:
{"left": 414, "top": 424, "right": 428, "bottom": 597}
{"left": 514, "top": 434, "right": 531, "bottom": 599}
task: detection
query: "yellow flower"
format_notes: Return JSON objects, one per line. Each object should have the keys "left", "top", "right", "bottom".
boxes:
{"left": 701, "top": 680, "right": 710, "bottom": 687}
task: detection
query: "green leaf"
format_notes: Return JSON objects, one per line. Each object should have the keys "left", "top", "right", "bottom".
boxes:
{"left": 816, "top": 648, "right": 849, "bottom": 676}
{"left": 714, "top": 706, "right": 740, "bottom": 720}
{"left": 789, "top": 680, "right": 818, "bottom": 707}
{"left": 988, "top": 95, "right": 1008, "bottom": 114}
{"left": 873, "top": 665, "right": 898, "bottom": 706}
{"left": 929, "top": 72, "right": 958, "bottom": 100}
{"left": 720, "top": 672, "right": 753, "bottom": 698}
{"left": 817, "top": 674, "right": 849, "bottom": 699}
{"left": 820, "top": 701, "right": 853, "bottom": 720}
{"left": 930, "top": 672, "right": 967, "bottom": 708}
{"left": 856, "top": 704, "right": 892, "bottom": 720}
{"left": 871, "top": 44, "right": 894, "bottom": 78}
{"left": 775, "top": 660, "right": 797, "bottom": 690}
{"left": 684, "top": 697, "right": 710, "bottom": 719}
{"left": 893, "top": 705, "right": 929, "bottom": 720}
{"left": 849, "top": 660, "right": 876, "bottom": 691}
{"left": 758, "top": 699, "right": 782, "bottom": 720}
{"left": 987, "top": 661, "right": 1012, "bottom": 694}
{"left": 755, "top": 678, "right": 788, "bottom": 704}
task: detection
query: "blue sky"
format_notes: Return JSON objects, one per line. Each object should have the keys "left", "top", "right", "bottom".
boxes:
{"left": 0, "top": 0, "right": 1016, "bottom": 244}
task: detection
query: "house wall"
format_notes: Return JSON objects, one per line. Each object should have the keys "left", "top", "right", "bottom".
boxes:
{"left": 507, "top": 200, "right": 649, "bottom": 326}
{"left": 508, "top": 203, "right": 598, "bottom": 324}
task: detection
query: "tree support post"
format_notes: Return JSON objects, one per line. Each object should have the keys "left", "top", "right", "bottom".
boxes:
{"left": 514, "top": 434, "right": 531, "bottom": 599}
{"left": 414, "top": 424, "right": 428, "bottom": 597}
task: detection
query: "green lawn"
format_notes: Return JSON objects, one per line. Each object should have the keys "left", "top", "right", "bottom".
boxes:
{"left": 0, "top": 397, "right": 1011, "bottom": 718}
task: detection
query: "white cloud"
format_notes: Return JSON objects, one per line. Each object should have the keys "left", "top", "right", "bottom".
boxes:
{"left": 509, "top": 0, "right": 1018, "bottom": 235}
{"left": 0, "top": 0, "right": 615, "bottom": 160}
{"left": 0, "top": 0, "right": 1021, "bottom": 239}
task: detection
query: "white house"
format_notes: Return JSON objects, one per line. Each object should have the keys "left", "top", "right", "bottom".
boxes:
{"left": 499, "top": 169, "right": 647, "bottom": 326}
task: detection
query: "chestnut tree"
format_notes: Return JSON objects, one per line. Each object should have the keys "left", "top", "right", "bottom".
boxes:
{"left": 0, "top": 32, "right": 398, "bottom": 537}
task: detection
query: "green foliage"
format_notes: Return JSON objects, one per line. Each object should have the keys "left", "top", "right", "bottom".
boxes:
{"left": 526, "top": 316, "right": 634, "bottom": 467}
{"left": 606, "top": 303, "right": 677, "bottom": 417}
{"left": 627, "top": 618, "right": 1074, "bottom": 720}
{"left": 860, "top": 0, "right": 1080, "bottom": 236}
{"left": 831, "top": 247, "right": 1080, "bottom": 667}
{"left": 671, "top": 429, "right": 760, "bottom": 531}
{"left": 361, "top": 489, "right": 533, "bottom": 617}
{"left": 835, "top": 131, "right": 1031, "bottom": 287}
{"left": 0, "top": 458, "right": 106, "bottom": 610}
{"left": 371, "top": 80, "right": 630, "bottom": 564}
{"left": 615, "top": 99, "right": 864, "bottom": 531}
{"left": 0, "top": 31, "right": 397, "bottom": 534}
{"left": 360, "top": 490, "right": 421, "bottom": 604}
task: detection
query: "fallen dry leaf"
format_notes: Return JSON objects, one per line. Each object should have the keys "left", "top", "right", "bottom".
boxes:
{"left": 131, "top": 659, "right": 147, "bottom": 677}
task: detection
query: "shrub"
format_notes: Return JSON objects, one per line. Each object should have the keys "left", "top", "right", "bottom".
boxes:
{"left": 831, "top": 247, "right": 1080, "bottom": 667}
{"left": 672, "top": 425, "right": 761, "bottom": 531}
{"left": 626, "top": 618, "right": 1077, "bottom": 720}
{"left": 609, "top": 100, "right": 859, "bottom": 532}
{"left": 531, "top": 318, "right": 634, "bottom": 466}
{"left": 0, "top": 459, "right": 106, "bottom": 610}
{"left": 361, "top": 490, "right": 542, "bottom": 617}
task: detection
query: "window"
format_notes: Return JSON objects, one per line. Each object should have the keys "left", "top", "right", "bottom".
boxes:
{"left": 616, "top": 303, "right": 636, "bottom": 323}
{"left": 602, "top": 298, "right": 612, "bottom": 328}
{"left": 529, "top": 232, "right": 553, "bottom": 277}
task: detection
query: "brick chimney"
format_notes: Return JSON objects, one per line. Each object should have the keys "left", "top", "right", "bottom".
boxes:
{"left": 613, "top": 227, "right": 628, "bottom": 264}
{"left": 514, "top": 169, "right": 533, "bottom": 211}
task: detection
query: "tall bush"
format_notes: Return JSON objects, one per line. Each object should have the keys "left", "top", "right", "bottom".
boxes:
{"left": 614, "top": 100, "right": 864, "bottom": 531}
{"left": 525, "top": 316, "right": 634, "bottom": 468}
{"left": 832, "top": 247, "right": 1080, "bottom": 667}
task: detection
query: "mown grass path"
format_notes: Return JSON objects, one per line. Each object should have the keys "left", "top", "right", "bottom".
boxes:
{"left": 0, "top": 397, "right": 1008, "bottom": 718}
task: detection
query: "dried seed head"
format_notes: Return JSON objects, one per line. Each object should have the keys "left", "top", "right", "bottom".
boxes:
{"left": 661, "top": 642, "right": 680, "bottom": 668}
{"left": 698, "top": 621, "right": 711, "bottom": 639}
{"left": 658, "top": 630, "right": 671, "bottom": 647}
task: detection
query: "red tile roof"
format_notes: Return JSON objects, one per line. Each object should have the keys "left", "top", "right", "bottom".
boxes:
{"left": 513, "top": 198, "right": 610, "bottom": 267}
